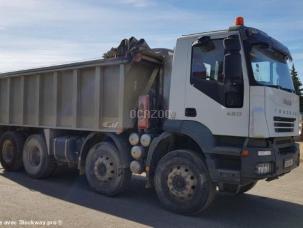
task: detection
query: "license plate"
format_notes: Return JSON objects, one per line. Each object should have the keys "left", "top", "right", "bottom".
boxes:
{"left": 284, "top": 159, "right": 294, "bottom": 168}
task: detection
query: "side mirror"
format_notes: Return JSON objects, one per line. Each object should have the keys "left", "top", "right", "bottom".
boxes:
{"left": 224, "top": 35, "right": 241, "bottom": 51}
{"left": 223, "top": 35, "right": 243, "bottom": 108}
{"left": 223, "top": 36, "right": 242, "bottom": 81}
{"left": 193, "top": 36, "right": 215, "bottom": 52}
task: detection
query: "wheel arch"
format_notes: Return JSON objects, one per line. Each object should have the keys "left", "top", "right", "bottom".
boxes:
{"left": 145, "top": 120, "right": 215, "bottom": 187}
{"left": 163, "top": 120, "right": 215, "bottom": 152}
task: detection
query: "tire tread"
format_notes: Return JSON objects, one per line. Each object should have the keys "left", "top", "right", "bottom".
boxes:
{"left": 0, "top": 131, "right": 25, "bottom": 171}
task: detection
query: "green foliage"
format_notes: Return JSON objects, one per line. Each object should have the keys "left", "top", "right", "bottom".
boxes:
{"left": 291, "top": 64, "right": 302, "bottom": 95}
{"left": 290, "top": 64, "right": 303, "bottom": 112}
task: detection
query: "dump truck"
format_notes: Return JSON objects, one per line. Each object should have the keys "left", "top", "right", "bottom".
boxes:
{"left": 0, "top": 17, "right": 300, "bottom": 214}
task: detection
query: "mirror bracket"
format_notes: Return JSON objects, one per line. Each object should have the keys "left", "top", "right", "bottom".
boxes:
{"left": 193, "top": 36, "right": 215, "bottom": 52}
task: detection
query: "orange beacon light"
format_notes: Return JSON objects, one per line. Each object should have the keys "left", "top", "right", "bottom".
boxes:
{"left": 235, "top": 16, "right": 244, "bottom": 26}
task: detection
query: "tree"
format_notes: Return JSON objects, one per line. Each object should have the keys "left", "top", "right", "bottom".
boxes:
{"left": 290, "top": 64, "right": 303, "bottom": 112}
{"left": 291, "top": 64, "right": 302, "bottom": 95}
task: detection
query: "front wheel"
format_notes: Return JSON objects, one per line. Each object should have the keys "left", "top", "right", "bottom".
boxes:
{"left": 154, "top": 150, "right": 215, "bottom": 215}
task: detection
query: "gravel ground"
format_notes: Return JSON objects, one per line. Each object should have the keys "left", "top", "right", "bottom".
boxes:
{"left": 299, "top": 142, "right": 303, "bottom": 161}
{"left": 0, "top": 164, "right": 302, "bottom": 228}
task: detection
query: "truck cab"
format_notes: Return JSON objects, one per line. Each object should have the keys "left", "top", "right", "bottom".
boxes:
{"left": 139, "top": 18, "right": 299, "bottom": 214}
{"left": 163, "top": 17, "right": 300, "bottom": 187}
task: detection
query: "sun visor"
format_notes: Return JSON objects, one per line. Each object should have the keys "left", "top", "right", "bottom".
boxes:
{"left": 245, "top": 27, "right": 292, "bottom": 60}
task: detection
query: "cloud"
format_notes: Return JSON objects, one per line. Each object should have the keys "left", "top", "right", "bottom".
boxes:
{"left": 119, "top": 0, "right": 153, "bottom": 7}
{"left": 0, "top": 37, "right": 116, "bottom": 72}
{"left": 0, "top": 0, "right": 231, "bottom": 72}
{"left": 0, "top": 0, "right": 302, "bottom": 75}
{"left": 0, "top": 0, "right": 37, "bottom": 8}
{"left": 293, "top": 53, "right": 303, "bottom": 64}
{"left": 0, "top": 0, "right": 228, "bottom": 32}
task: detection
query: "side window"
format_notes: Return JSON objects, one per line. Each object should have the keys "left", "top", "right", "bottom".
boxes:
{"left": 251, "top": 62, "right": 271, "bottom": 83}
{"left": 190, "top": 37, "right": 243, "bottom": 108}
{"left": 190, "top": 39, "right": 226, "bottom": 106}
{"left": 191, "top": 39, "right": 224, "bottom": 83}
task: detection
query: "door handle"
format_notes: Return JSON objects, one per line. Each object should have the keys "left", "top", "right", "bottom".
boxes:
{"left": 185, "top": 108, "right": 197, "bottom": 117}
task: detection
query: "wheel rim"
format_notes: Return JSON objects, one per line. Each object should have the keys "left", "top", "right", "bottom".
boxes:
{"left": 93, "top": 155, "right": 115, "bottom": 182}
{"left": 2, "top": 140, "right": 14, "bottom": 163}
{"left": 28, "top": 146, "right": 41, "bottom": 167}
{"left": 167, "top": 165, "right": 198, "bottom": 201}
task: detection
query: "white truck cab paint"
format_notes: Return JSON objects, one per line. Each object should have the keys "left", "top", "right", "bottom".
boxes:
{"left": 169, "top": 27, "right": 300, "bottom": 139}
{"left": 173, "top": 31, "right": 250, "bottom": 137}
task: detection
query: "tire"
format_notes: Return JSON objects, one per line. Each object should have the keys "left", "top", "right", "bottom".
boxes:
{"left": 154, "top": 150, "right": 216, "bottom": 215}
{"left": 219, "top": 181, "right": 257, "bottom": 194}
{"left": 85, "top": 142, "right": 131, "bottom": 196}
{"left": 23, "top": 134, "right": 57, "bottom": 179}
{"left": 0, "top": 131, "right": 25, "bottom": 171}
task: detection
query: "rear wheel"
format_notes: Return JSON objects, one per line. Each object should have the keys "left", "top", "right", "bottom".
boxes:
{"left": 154, "top": 150, "right": 215, "bottom": 215}
{"left": 0, "top": 131, "right": 25, "bottom": 171}
{"left": 85, "top": 142, "right": 131, "bottom": 196}
{"left": 23, "top": 135, "right": 57, "bottom": 179}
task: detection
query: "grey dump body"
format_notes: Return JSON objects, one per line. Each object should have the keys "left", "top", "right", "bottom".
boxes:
{"left": 0, "top": 52, "right": 162, "bottom": 132}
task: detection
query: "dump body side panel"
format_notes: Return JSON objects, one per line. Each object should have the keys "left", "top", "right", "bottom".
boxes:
{"left": 0, "top": 58, "right": 157, "bottom": 132}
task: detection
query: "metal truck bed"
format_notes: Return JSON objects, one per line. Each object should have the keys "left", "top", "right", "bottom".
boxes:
{"left": 0, "top": 52, "right": 162, "bottom": 132}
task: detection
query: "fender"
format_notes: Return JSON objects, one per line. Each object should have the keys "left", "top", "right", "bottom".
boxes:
{"left": 163, "top": 120, "right": 215, "bottom": 153}
{"left": 78, "top": 132, "right": 131, "bottom": 174}
{"left": 145, "top": 131, "right": 174, "bottom": 170}
{"left": 105, "top": 133, "right": 131, "bottom": 169}
{"left": 145, "top": 120, "right": 215, "bottom": 187}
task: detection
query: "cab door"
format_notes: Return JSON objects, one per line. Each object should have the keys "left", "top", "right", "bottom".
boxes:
{"left": 184, "top": 32, "right": 250, "bottom": 137}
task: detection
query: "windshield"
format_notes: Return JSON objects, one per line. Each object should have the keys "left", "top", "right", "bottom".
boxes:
{"left": 250, "top": 46, "right": 295, "bottom": 92}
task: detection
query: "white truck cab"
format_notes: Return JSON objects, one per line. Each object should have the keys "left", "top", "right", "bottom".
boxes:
{"left": 169, "top": 23, "right": 299, "bottom": 139}
{"left": 145, "top": 17, "right": 300, "bottom": 213}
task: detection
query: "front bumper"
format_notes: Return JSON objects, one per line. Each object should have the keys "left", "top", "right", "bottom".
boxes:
{"left": 241, "top": 139, "right": 300, "bottom": 181}
{"left": 208, "top": 137, "right": 300, "bottom": 185}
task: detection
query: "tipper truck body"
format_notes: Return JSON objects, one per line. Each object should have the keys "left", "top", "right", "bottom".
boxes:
{"left": 0, "top": 18, "right": 300, "bottom": 214}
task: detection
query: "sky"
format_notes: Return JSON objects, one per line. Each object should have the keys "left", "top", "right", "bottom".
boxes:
{"left": 0, "top": 0, "right": 302, "bottom": 80}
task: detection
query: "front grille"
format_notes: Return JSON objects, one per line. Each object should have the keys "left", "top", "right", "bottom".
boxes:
{"left": 275, "top": 137, "right": 294, "bottom": 145}
{"left": 275, "top": 137, "right": 296, "bottom": 155}
{"left": 279, "top": 146, "right": 296, "bottom": 154}
{"left": 274, "top": 116, "right": 296, "bottom": 122}
{"left": 274, "top": 122, "right": 294, "bottom": 127}
{"left": 273, "top": 116, "right": 296, "bottom": 133}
